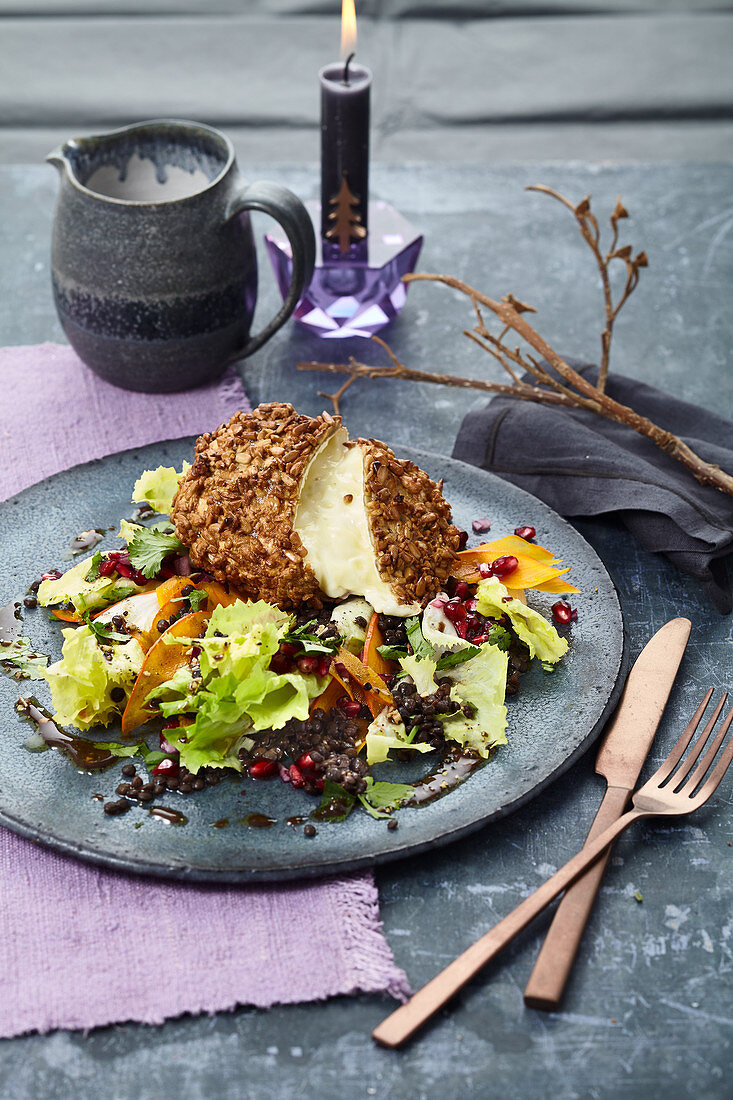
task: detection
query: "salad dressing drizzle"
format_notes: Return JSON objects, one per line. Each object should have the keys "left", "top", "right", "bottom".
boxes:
{"left": 409, "top": 752, "right": 483, "bottom": 805}
{"left": 16, "top": 696, "right": 122, "bottom": 772}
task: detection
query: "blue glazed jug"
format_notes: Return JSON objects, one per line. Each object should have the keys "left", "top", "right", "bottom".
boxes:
{"left": 47, "top": 119, "right": 315, "bottom": 393}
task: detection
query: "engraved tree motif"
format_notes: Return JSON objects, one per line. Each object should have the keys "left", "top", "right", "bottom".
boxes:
{"left": 325, "top": 174, "right": 367, "bottom": 253}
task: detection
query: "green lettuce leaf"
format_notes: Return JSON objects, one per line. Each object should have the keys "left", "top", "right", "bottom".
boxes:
{"left": 405, "top": 616, "right": 434, "bottom": 661}
{"left": 365, "top": 706, "right": 434, "bottom": 765}
{"left": 0, "top": 636, "right": 49, "bottom": 680}
{"left": 399, "top": 653, "right": 438, "bottom": 697}
{"left": 37, "top": 556, "right": 142, "bottom": 614}
{"left": 313, "top": 780, "right": 357, "bottom": 822}
{"left": 476, "top": 577, "right": 568, "bottom": 664}
{"left": 358, "top": 777, "right": 415, "bottom": 819}
{"left": 41, "top": 627, "right": 145, "bottom": 731}
{"left": 440, "top": 642, "right": 509, "bottom": 758}
{"left": 146, "top": 599, "right": 324, "bottom": 773}
{"left": 132, "top": 462, "right": 191, "bottom": 514}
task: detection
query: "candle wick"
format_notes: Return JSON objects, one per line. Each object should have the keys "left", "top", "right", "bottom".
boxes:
{"left": 343, "top": 52, "right": 355, "bottom": 85}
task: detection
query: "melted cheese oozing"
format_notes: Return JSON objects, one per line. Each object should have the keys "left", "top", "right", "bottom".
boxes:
{"left": 294, "top": 434, "right": 419, "bottom": 617}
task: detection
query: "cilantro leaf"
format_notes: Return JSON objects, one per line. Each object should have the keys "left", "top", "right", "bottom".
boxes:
{"left": 0, "top": 637, "right": 49, "bottom": 680}
{"left": 486, "top": 624, "right": 512, "bottom": 651}
{"left": 435, "top": 645, "right": 481, "bottom": 671}
{"left": 377, "top": 643, "right": 408, "bottom": 662}
{"left": 312, "top": 779, "right": 356, "bottom": 822}
{"left": 186, "top": 589, "right": 209, "bottom": 613}
{"left": 358, "top": 777, "right": 415, "bottom": 819}
{"left": 284, "top": 621, "right": 338, "bottom": 656}
{"left": 126, "top": 525, "right": 186, "bottom": 579}
{"left": 84, "top": 550, "right": 103, "bottom": 583}
{"left": 405, "top": 617, "right": 434, "bottom": 661}
{"left": 83, "top": 612, "right": 129, "bottom": 645}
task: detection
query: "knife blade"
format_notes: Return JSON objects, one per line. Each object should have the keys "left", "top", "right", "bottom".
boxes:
{"left": 523, "top": 616, "right": 691, "bottom": 1011}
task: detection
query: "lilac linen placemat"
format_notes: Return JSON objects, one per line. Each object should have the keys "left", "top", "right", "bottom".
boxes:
{"left": 0, "top": 343, "right": 409, "bottom": 1039}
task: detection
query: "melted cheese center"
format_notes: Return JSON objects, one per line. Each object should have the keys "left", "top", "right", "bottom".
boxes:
{"left": 294, "top": 435, "right": 419, "bottom": 617}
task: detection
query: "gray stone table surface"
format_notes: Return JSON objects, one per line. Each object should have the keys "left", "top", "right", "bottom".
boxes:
{"left": 0, "top": 162, "right": 732, "bottom": 1099}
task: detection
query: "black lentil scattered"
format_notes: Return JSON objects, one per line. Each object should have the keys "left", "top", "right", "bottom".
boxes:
{"left": 121, "top": 763, "right": 136, "bottom": 777}
{"left": 303, "top": 823, "right": 317, "bottom": 838}
{"left": 23, "top": 596, "right": 37, "bottom": 610}
{"left": 387, "top": 818, "right": 399, "bottom": 831}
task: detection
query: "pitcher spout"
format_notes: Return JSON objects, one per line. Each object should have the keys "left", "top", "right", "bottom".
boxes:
{"left": 45, "top": 139, "right": 80, "bottom": 173}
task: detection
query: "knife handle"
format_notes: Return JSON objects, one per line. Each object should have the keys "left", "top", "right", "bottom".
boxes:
{"left": 523, "top": 784, "right": 630, "bottom": 1011}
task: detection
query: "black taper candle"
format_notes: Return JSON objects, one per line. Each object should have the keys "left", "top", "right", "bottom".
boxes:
{"left": 319, "top": 57, "right": 371, "bottom": 250}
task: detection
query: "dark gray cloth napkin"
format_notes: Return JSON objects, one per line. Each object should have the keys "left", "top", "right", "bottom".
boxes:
{"left": 453, "top": 362, "right": 733, "bottom": 613}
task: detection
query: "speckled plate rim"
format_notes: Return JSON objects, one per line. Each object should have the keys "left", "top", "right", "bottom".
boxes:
{"left": 0, "top": 441, "right": 626, "bottom": 883}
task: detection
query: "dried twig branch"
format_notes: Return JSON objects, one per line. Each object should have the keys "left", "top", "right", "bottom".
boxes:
{"left": 297, "top": 190, "right": 733, "bottom": 497}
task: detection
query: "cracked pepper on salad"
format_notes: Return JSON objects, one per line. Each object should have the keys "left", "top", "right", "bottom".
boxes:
{"left": 12, "top": 403, "right": 579, "bottom": 821}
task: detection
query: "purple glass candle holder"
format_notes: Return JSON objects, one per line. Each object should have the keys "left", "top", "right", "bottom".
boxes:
{"left": 265, "top": 199, "right": 423, "bottom": 339}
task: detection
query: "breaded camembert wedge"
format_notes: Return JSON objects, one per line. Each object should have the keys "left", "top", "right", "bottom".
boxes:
{"left": 171, "top": 403, "right": 461, "bottom": 615}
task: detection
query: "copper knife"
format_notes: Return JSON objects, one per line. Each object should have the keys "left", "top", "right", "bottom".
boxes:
{"left": 523, "top": 616, "right": 691, "bottom": 1011}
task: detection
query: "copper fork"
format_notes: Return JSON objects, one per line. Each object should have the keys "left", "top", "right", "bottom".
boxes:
{"left": 373, "top": 689, "right": 733, "bottom": 1049}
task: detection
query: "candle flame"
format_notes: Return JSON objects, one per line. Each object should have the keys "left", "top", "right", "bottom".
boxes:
{"left": 341, "top": 0, "right": 357, "bottom": 60}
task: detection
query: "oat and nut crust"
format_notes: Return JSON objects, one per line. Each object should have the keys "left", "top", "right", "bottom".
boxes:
{"left": 171, "top": 403, "right": 461, "bottom": 610}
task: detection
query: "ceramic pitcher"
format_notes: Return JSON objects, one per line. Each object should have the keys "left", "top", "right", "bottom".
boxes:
{"left": 47, "top": 119, "right": 315, "bottom": 393}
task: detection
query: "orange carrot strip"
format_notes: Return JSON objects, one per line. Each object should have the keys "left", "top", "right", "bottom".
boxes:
{"left": 363, "top": 612, "right": 392, "bottom": 678}
{"left": 121, "top": 610, "right": 210, "bottom": 737}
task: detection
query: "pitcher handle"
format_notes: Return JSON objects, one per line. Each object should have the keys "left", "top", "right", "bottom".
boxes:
{"left": 224, "top": 180, "right": 315, "bottom": 359}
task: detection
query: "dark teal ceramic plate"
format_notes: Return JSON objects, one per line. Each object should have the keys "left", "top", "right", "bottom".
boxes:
{"left": 0, "top": 440, "right": 624, "bottom": 882}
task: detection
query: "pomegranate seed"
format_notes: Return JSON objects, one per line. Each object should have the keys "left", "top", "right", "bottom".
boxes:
{"left": 97, "top": 559, "right": 117, "bottom": 577}
{"left": 269, "top": 653, "right": 292, "bottom": 674}
{"left": 296, "top": 655, "right": 320, "bottom": 675}
{"left": 278, "top": 764, "right": 291, "bottom": 783}
{"left": 41, "top": 569, "right": 62, "bottom": 581}
{"left": 472, "top": 518, "right": 491, "bottom": 534}
{"left": 453, "top": 580, "right": 469, "bottom": 600}
{"left": 514, "top": 525, "right": 536, "bottom": 541}
{"left": 472, "top": 633, "right": 489, "bottom": 645}
{"left": 490, "top": 555, "right": 519, "bottom": 579}
{"left": 335, "top": 662, "right": 348, "bottom": 677}
{"left": 339, "top": 698, "right": 361, "bottom": 718}
{"left": 478, "top": 563, "right": 492, "bottom": 579}
{"left": 249, "top": 760, "right": 278, "bottom": 780}
{"left": 466, "top": 613, "right": 481, "bottom": 633}
{"left": 443, "top": 598, "right": 467, "bottom": 623}
{"left": 114, "top": 562, "right": 133, "bottom": 579}
{"left": 464, "top": 597, "right": 478, "bottom": 612}
{"left": 315, "top": 778, "right": 325, "bottom": 792}
{"left": 430, "top": 596, "right": 447, "bottom": 609}
{"left": 316, "top": 656, "right": 331, "bottom": 678}
{"left": 453, "top": 619, "right": 468, "bottom": 639}
{"left": 297, "top": 753, "right": 317, "bottom": 775}
{"left": 289, "top": 764, "right": 304, "bottom": 789}
{"left": 279, "top": 642, "right": 298, "bottom": 659}
{"left": 159, "top": 734, "right": 179, "bottom": 754}
{"left": 552, "top": 600, "right": 578, "bottom": 624}
{"left": 457, "top": 529, "right": 469, "bottom": 550}
{"left": 153, "top": 757, "right": 179, "bottom": 777}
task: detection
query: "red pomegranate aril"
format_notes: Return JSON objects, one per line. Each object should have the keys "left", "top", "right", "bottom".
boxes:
{"left": 97, "top": 559, "right": 117, "bottom": 577}
{"left": 278, "top": 763, "right": 291, "bottom": 783}
{"left": 490, "top": 555, "right": 519, "bottom": 579}
{"left": 453, "top": 619, "right": 469, "bottom": 639}
{"left": 297, "top": 753, "right": 317, "bottom": 775}
{"left": 443, "top": 598, "right": 467, "bottom": 623}
{"left": 280, "top": 642, "right": 298, "bottom": 659}
{"left": 159, "top": 734, "right": 179, "bottom": 754}
{"left": 289, "top": 764, "right": 305, "bottom": 789}
{"left": 249, "top": 760, "right": 278, "bottom": 780}
{"left": 315, "top": 778, "right": 325, "bottom": 793}
{"left": 339, "top": 698, "right": 361, "bottom": 718}
{"left": 472, "top": 518, "right": 491, "bottom": 534}
{"left": 464, "top": 597, "right": 478, "bottom": 612}
{"left": 430, "top": 596, "right": 447, "bottom": 609}
{"left": 457, "top": 529, "right": 469, "bottom": 550}
{"left": 514, "top": 525, "right": 536, "bottom": 541}
{"left": 552, "top": 600, "right": 578, "bottom": 624}
{"left": 296, "top": 655, "right": 320, "bottom": 675}
{"left": 153, "top": 757, "right": 179, "bottom": 778}
{"left": 472, "top": 633, "right": 489, "bottom": 645}
{"left": 316, "top": 656, "right": 331, "bottom": 678}
{"left": 41, "top": 569, "right": 62, "bottom": 581}
{"left": 453, "top": 580, "right": 469, "bottom": 600}
{"left": 478, "top": 562, "right": 492, "bottom": 579}
{"left": 269, "top": 653, "right": 292, "bottom": 674}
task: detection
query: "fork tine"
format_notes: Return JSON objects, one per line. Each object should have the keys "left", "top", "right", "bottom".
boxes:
{"left": 679, "top": 704, "right": 733, "bottom": 800}
{"left": 667, "top": 692, "right": 728, "bottom": 791}
{"left": 654, "top": 688, "right": 714, "bottom": 785}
